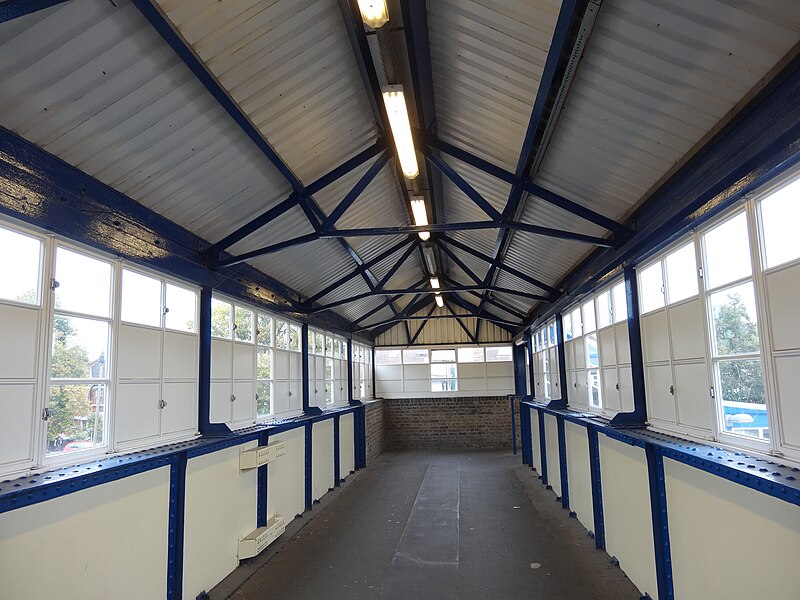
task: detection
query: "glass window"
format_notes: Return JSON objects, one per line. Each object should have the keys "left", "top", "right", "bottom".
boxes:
{"left": 121, "top": 269, "right": 162, "bottom": 327}
{"left": 257, "top": 314, "right": 272, "bottom": 346}
{"left": 256, "top": 382, "right": 272, "bottom": 418}
{"left": 458, "top": 347, "right": 484, "bottom": 362}
{"left": 325, "top": 335, "right": 333, "bottom": 357}
{"left": 307, "top": 329, "right": 315, "bottom": 353}
{"left": 486, "top": 346, "right": 512, "bottom": 361}
{"left": 403, "top": 349, "right": 429, "bottom": 364}
{"left": 257, "top": 347, "right": 272, "bottom": 380}
{"left": 211, "top": 299, "right": 232, "bottom": 338}
{"left": 234, "top": 306, "right": 253, "bottom": 342}
{"left": 585, "top": 333, "right": 599, "bottom": 369}
{"left": 47, "top": 384, "right": 106, "bottom": 454}
{"left": 50, "top": 316, "right": 110, "bottom": 379}
{"left": 275, "top": 320, "right": 288, "bottom": 350}
{"left": 704, "top": 212, "right": 751, "bottom": 289}
{"left": 563, "top": 312, "right": 573, "bottom": 340}
{"left": 612, "top": 282, "right": 627, "bottom": 323}
{"left": 431, "top": 362, "right": 457, "bottom": 392}
{"left": 315, "top": 332, "right": 324, "bottom": 355}
{"left": 375, "top": 349, "right": 401, "bottom": 365}
{"left": 165, "top": 284, "right": 196, "bottom": 332}
{"left": 596, "top": 291, "right": 612, "bottom": 329}
{"left": 54, "top": 247, "right": 112, "bottom": 318}
{"left": 288, "top": 324, "right": 300, "bottom": 352}
{"left": 570, "top": 308, "right": 582, "bottom": 338}
{"left": 760, "top": 178, "right": 800, "bottom": 268}
{"left": 0, "top": 225, "right": 42, "bottom": 304}
{"left": 665, "top": 242, "right": 698, "bottom": 304}
{"left": 710, "top": 283, "right": 760, "bottom": 356}
{"left": 588, "top": 370, "right": 602, "bottom": 409}
{"left": 431, "top": 349, "right": 456, "bottom": 363}
{"left": 639, "top": 262, "right": 665, "bottom": 314}
{"left": 582, "top": 300, "right": 596, "bottom": 333}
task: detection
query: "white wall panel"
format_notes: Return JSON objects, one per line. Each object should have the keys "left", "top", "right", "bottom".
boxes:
{"left": 544, "top": 414, "right": 561, "bottom": 498}
{"left": 599, "top": 435, "right": 657, "bottom": 599}
{"left": 674, "top": 363, "right": 712, "bottom": 431}
{"left": 665, "top": 458, "right": 800, "bottom": 600}
{"left": 210, "top": 381, "right": 231, "bottom": 423}
{"left": 163, "top": 331, "right": 197, "bottom": 380}
{"left": 618, "top": 366, "right": 634, "bottom": 412}
{"left": 117, "top": 324, "right": 161, "bottom": 379}
{"left": 615, "top": 323, "right": 631, "bottom": 364}
{"left": 161, "top": 381, "right": 196, "bottom": 435}
{"left": 766, "top": 263, "right": 800, "bottom": 351}
{"left": 232, "top": 380, "right": 255, "bottom": 425}
{"left": 642, "top": 311, "right": 670, "bottom": 363}
{"left": 339, "top": 413, "right": 355, "bottom": 478}
{"left": 0, "top": 467, "right": 170, "bottom": 600}
{"left": 233, "top": 343, "right": 254, "bottom": 379}
{"left": 773, "top": 354, "right": 800, "bottom": 448}
{"left": 114, "top": 382, "right": 160, "bottom": 444}
{"left": 0, "top": 303, "right": 38, "bottom": 379}
{"left": 599, "top": 327, "right": 617, "bottom": 365}
{"left": 531, "top": 411, "right": 542, "bottom": 474}
{"left": 564, "top": 421, "right": 594, "bottom": 533}
{"left": 668, "top": 299, "right": 705, "bottom": 361}
{"left": 486, "top": 362, "right": 513, "bottom": 378}
{"left": 0, "top": 383, "right": 36, "bottom": 465}
{"left": 183, "top": 442, "right": 257, "bottom": 599}
{"left": 211, "top": 339, "right": 232, "bottom": 379}
{"left": 312, "top": 420, "right": 334, "bottom": 501}
{"left": 646, "top": 364, "right": 676, "bottom": 424}
{"left": 268, "top": 427, "right": 305, "bottom": 520}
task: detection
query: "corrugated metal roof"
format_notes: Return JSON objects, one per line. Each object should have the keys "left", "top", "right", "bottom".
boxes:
{"left": 373, "top": 304, "right": 512, "bottom": 346}
{"left": 156, "top": 0, "right": 380, "bottom": 184}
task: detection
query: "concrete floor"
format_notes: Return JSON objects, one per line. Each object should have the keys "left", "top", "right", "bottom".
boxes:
{"left": 213, "top": 451, "right": 640, "bottom": 600}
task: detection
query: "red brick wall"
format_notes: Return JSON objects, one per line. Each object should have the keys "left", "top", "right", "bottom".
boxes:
{"left": 382, "top": 396, "right": 521, "bottom": 450}
{"left": 365, "top": 399, "right": 385, "bottom": 464}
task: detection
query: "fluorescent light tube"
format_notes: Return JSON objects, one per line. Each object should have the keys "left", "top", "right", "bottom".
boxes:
{"left": 382, "top": 85, "right": 419, "bottom": 179}
{"left": 435, "top": 293, "right": 444, "bottom": 308}
{"left": 357, "top": 0, "right": 389, "bottom": 28}
{"left": 410, "top": 196, "right": 430, "bottom": 241}
{"left": 422, "top": 245, "right": 436, "bottom": 274}
{"left": 430, "top": 277, "right": 440, "bottom": 289}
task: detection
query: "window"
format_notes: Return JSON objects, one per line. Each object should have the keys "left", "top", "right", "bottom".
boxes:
{"left": 375, "top": 349, "right": 401, "bottom": 365}
{"left": 211, "top": 299, "right": 232, "bottom": 338}
{"left": 665, "top": 243, "right": 698, "bottom": 304}
{"left": 486, "top": 346, "right": 513, "bottom": 362}
{"left": 121, "top": 269, "right": 161, "bottom": 327}
{"left": 639, "top": 262, "right": 665, "bottom": 314}
{"left": 759, "top": 177, "right": 800, "bottom": 268}
{"left": 458, "top": 347, "right": 484, "bottom": 362}
{"left": 0, "top": 225, "right": 42, "bottom": 305}
{"left": 256, "top": 318, "right": 273, "bottom": 418}
{"left": 431, "top": 349, "right": 457, "bottom": 392}
{"left": 403, "top": 349, "right": 429, "bottom": 364}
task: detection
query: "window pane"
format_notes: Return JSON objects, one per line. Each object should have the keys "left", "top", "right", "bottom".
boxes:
{"left": 612, "top": 282, "right": 628, "bottom": 323}
{"left": 257, "top": 347, "right": 272, "bottom": 379}
{"left": 325, "top": 335, "right": 333, "bottom": 356}
{"left": 307, "top": 330, "right": 315, "bottom": 353}
{"left": 234, "top": 307, "right": 253, "bottom": 342}
{"left": 375, "top": 349, "right": 401, "bottom": 365}
{"left": 121, "top": 270, "right": 161, "bottom": 327}
{"left": 288, "top": 325, "right": 300, "bottom": 351}
{"left": 47, "top": 383, "right": 106, "bottom": 454}
{"left": 585, "top": 333, "right": 599, "bottom": 368}
{"left": 431, "top": 379, "right": 458, "bottom": 392}
{"left": 665, "top": 243, "right": 698, "bottom": 304}
{"left": 458, "top": 347, "right": 484, "bottom": 363}
{"left": 760, "top": 179, "right": 800, "bottom": 268}
{"left": 431, "top": 349, "right": 456, "bottom": 363}
{"left": 211, "top": 299, "right": 232, "bottom": 338}
{"left": 54, "top": 248, "right": 112, "bottom": 317}
{"left": 403, "top": 349, "right": 429, "bottom": 364}
{"left": 257, "top": 314, "right": 272, "bottom": 346}
{"left": 486, "top": 346, "right": 512, "bottom": 361}
{"left": 0, "top": 226, "right": 41, "bottom": 304}
{"left": 718, "top": 359, "right": 768, "bottom": 440}
{"left": 563, "top": 313, "right": 573, "bottom": 340}
{"left": 165, "top": 284, "right": 196, "bottom": 332}
{"left": 51, "top": 316, "right": 109, "bottom": 379}
{"left": 582, "top": 301, "right": 596, "bottom": 333}
{"left": 275, "top": 320, "right": 288, "bottom": 350}
{"left": 588, "top": 370, "right": 601, "bottom": 408}
{"left": 639, "top": 263, "right": 665, "bottom": 314}
{"left": 256, "top": 382, "right": 272, "bottom": 417}
{"left": 704, "top": 212, "right": 751, "bottom": 289}
{"left": 571, "top": 308, "right": 582, "bottom": 337}
{"left": 596, "top": 291, "right": 612, "bottom": 329}
{"left": 710, "top": 282, "right": 760, "bottom": 356}
{"left": 315, "top": 333, "right": 324, "bottom": 355}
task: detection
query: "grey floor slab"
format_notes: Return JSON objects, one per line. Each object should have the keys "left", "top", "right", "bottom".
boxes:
{"left": 215, "top": 451, "right": 640, "bottom": 600}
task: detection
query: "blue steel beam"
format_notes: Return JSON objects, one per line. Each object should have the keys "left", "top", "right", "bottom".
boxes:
{"left": 130, "top": 0, "right": 303, "bottom": 193}
{"left": 305, "top": 139, "right": 387, "bottom": 196}
{"left": 0, "top": 0, "right": 69, "bottom": 22}
{"left": 436, "top": 241, "right": 484, "bottom": 285}
{"left": 349, "top": 280, "right": 427, "bottom": 328}
{"left": 423, "top": 149, "right": 503, "bottom": 222}
{"left": 368, "top": 294, "right": 434, "bottom": 338}
{"left": 410, "top": 304, "right": 437, "bottom": 345}
{"left": 376, "top": 240, "right": 420, "bottom": 289}
{"left": 443, "top": 276, "right": 528, "bottom": 321}
{"left": 320, "top": 150, "right": 392, "bottom": 231}
{"left": 357, "top": 309, "right": 518, "bottom": 333}
{"left": 444, "top": 300, "right": 479, "bottom": 344}
{"left": 446, "top": 292, "right": 518, "bottom": 333}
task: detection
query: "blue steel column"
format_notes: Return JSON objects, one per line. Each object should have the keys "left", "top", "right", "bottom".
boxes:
{"left": 166, "top": 453, "right": 187, "bottom": 600}
{"left": 538, "top": 410, "right": 548, "bottom": 484}
{"left": 527, "top": 333, "right": 536, "bottom": 400}
{"left": 333, "top": 413, "right": 341, "bottom": 486}
{"left": 198, "top": 287, "right": 231, "bottom": 436}
{"left": 548, "top": 315, "right": 568, "bottom": 409}
{"left": 512, "top": 343, "right": 527, "bottom": 455}
{"left": 257, "top": 431, "right": 269, "bottom": 527}
{"left": 646, "top": 445, "right": 674, "bottom": 599}
{"left": 611, "top": 266, "right": 648, "bottom": 426}
{"left": 587, "top": 426, "right": 605, "bottom": 549}
{"left": 347, "top": 337, "right": 356, "bottom": 405}
{"left": 305, "top": 423, "right": 313, "bottom": 511}
{"left": 520, "top": 402, "right": 531, "bottom": 466}
{"left": 556, "top": 415, "right": 570, "bottom": 510}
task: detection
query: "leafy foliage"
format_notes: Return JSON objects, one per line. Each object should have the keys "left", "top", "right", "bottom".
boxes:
{"left": 713, "top": 292, "right": 764, "bottom": 404}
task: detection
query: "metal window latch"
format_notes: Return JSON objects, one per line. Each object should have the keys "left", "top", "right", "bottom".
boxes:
{"left": 42, "top": 407, "right": 51, "bottom": 421}
{"left": 230, "top": 394, "right": 236, "bottom": 402}
{"left": 615, "top": 382, "right": 620, "bottom": 391}
{"left": 709, "top": 386, "right": 715, "bottom": 398}
{"left": 162, "top": 307, "right": 169, "bottom": 315}
{"left": 50, "top": 278, "right": 59, "bottom": 291}
{"left": 698, "top": 267, "right": 704, "bottom": 279}
{"left": 669, "top": 385, "right": 674, "bottom": 395}
{"left": 288, "top": 391, "right": 292, "bottom": 397}
{"left": 160, "top": 399, "right": 168, "bottom": 409}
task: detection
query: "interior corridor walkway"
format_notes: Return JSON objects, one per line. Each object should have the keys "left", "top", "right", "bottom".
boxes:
{"left": 213, "top": 451, "right": 640, "bottom": 599}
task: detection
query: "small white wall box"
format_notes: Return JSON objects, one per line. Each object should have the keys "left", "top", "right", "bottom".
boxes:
{"left": 238, "top": 514, "right": 286, "bottom": 559}
{"left": 239, "top": 440, "right": 286, "bottom": 470}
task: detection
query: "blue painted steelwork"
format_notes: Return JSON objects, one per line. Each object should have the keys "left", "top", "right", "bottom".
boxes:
{"left": 257, "top": 432, "right": 269, "bottom": 528}
{"left": 520, "top": 400, "right": 532, "bottom": 466}
{"left": 199, "top": 287, "right": 233, "bottom": 437}
{"left": 129, "top": 0, "right": 302, "bottom": 193}
{"left": 610, "top": 266, "right": 648, "bottom": 426}
{"left": 376, "top": 241, "right": 420, "bottom": 290}
{"left": 526, "top": 53, "right": 800, "bottom": 333}
{"left": 216, "top": 234, "right": 320, "bottom": 267}
{"left": 423, "top": 150, "right": 503, "bottom": 221}
{"left": 302, "top": 323, "right": 311, "bottom": 413}
{"left": 586, "top": 425, "right": 606, "bottom": 549}
{"left": 646, "top": 446, "right": 674, "bottom": 599}
{"left": 555, "top": 314, "right": 570, "bottom": 406}
{"left": 445, "top": 293, "right": 517, "bottom": 333}
{"left": 409, "top": 303, "right": 437, "bottom": 345}
{"left": 426, "top": 137, "right": 629, "bottom": 236}
{"left": 527, "top": 334, "right": 536, "bottom": 400}
{"left": 369, "top": 293, "right": 431, "bottom": 339}
{"left": 166, "top": 453, "right": 186, "bottom": 600}
{"left": 0, "top": 0, "right": 69, "bottom": 22}
{"left": 305, "top": 140, "right": 387, "bottom": 197}
{"left": 305, "top": 423, "right": 313, "bottom": 510}
{"left": 556, "top": 415, "right": 570, "bottom": 509}
{"left": 333, "top": 414, "right": 341, "bottom": 486}
{"left": 347, "top": 337, "right": 354, "bottom": 405}
{"left": 443, "top": 300, "right": 479, "bottom": 343}
{"left": 538, "top": 410, "right": 549, "bottom": 483}
{"left": 320, "top": 151, "right": 392, "bottom": 231}
{"left": 513, "top": 343, "right": 528, "bottom": 397}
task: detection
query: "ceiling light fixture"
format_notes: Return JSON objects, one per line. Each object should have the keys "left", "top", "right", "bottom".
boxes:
{"left": 357, "top": 0, "right": 389, "bottom": 28}
{"left": 435, "top": 293, "right": 444, "bottom": 308}
{"left": 422, "top": 245, "right": 436, "bottom": 274}
{"left": 410, "top": 196, "right": 430, "bottom": 241}
{"left": 382, "top": 85, "right": 419, "bottom": 179}
{"left": 430, "top": 277, "right": 440, "bottom": 289}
